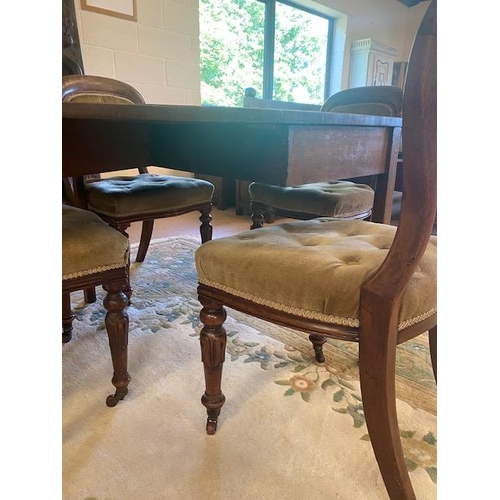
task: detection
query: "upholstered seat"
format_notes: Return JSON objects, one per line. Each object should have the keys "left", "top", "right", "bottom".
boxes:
{"left": 196, "top": 218, "right": 436, "bottom": 330}
{"left": 85, "top": 174, "right": 215, "bottom": 218}
{"left": 194, "top": 1, "right": 436, "bottom": 497}
{"left": 248, "top": 180, "right": 374, "bottom": 221}
{"left": 62, "top": 205, "right": 131, "bottom": 406}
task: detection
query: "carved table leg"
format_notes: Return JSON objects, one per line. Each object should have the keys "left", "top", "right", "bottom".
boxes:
{"left": 309, "top": 334, "right": 327, "bottom": 363}
{"left": 199, "top": 295, "right": 227, "bottom": 435}
{"left": 199, "top": 206, "right": 213, "bottom": 243}
{"left": 103, "top": 279, "right": 130, "bottom": 407}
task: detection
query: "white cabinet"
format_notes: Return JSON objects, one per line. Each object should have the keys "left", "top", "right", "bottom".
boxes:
{"left": 348, "top": 39, "right": 398, "bottom": 88}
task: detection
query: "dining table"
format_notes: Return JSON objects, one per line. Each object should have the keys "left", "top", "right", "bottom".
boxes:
{"left": 62, "top": 102, "right": 402, "bottom": 224}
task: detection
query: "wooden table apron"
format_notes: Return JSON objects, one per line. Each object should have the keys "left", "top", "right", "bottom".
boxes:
{"left": 62, "top": 103, "right": 402, "bottom": 224}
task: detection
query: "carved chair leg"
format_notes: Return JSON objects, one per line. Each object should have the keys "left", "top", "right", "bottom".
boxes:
{"left": 199, "top": 205, "right": 213, "bottom": 243}
{"left": 136, "top": 219, "right": 154, "bottom": 262}
{"left": 250, "top": 202, "right": 266, "bottom": 229}
{"left": 108, "top": 221, "right": 133, "bottom": 303}
{"left": 428, "top": 325, "right": 437, "bottom": 383}
{"left": 359, "top": 329, "right": 416, "bottom": 500}
{"left": 102, "top": 279, "right": 131, "bottom": 407}
{"left": 62, "top": 291, "right": 74, "bottom": 343}
{"left": 309, "top": 334, "right": 327, "bottom": 363}
{"left": 199, "top": 294, "right": 227, "bottom": 435}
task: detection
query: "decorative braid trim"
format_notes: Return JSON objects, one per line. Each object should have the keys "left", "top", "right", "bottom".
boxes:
{"left": 199, "top": 278, "right": 437, "bottom": 332}
{"left": 397, "top": 307, "right": 437, "bottom": 331}
{"left": 199, "top": 278, "right": 360, "bottom": 327}
{"left": 62, "top": 262, "right": 127, "bottom": 281}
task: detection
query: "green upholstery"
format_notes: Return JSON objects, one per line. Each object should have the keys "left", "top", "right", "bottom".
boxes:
{"left": 196, "top": 218, "right": 436, "bottom": 331}
{"left": 62, "top": 205, "right": 130, "bottom": 281}
{"left": 325, "top": 103, "right": 394, "bottom": 115}
{"left": 249, "top": 181, "right": 374, "bottom": 218}
{"left": 85, "top": 174, "right": 215, "bottom": 218}
{"left": 62, "top": 93, "right": 133, "bottom": 104}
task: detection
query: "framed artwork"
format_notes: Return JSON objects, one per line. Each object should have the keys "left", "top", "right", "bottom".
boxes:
{"left": 81, "top": 0, "right": 137, "bottom": 21}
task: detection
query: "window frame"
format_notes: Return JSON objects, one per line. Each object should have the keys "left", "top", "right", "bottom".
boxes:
{"left": 260, "top": 0, "right": 335, "bottom": 101}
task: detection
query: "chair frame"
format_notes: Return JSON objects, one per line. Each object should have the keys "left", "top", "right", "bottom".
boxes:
{"left": 196, "top": 1, "right": 436, "bottom": 498}
{"left": 63, "top": 266, "right": 131, "bottom": 407}
{"left": 62, "top": 74, "right": 214, "bottom": 264}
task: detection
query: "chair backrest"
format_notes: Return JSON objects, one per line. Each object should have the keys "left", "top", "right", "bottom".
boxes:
{"left": 360, "top": 0, "right": 436, "bottom": 308}
{"left": 62, "top": 74, "right": 146, "bottom": 105}
{"left": 62, "top": 75, "right": 149, "bottom": 191}
{"left": 242, "top": 87, "right": 321, "bottom": 111}
{"left": 321, "top": 85, "right": 403, "bottom": 117}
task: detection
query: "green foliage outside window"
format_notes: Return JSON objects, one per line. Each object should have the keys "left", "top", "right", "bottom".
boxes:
{"left": 200, "top": 0, "right": 330, "bottom": 106}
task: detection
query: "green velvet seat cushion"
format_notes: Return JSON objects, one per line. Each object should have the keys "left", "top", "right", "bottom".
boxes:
{"left": 85, "top": 174, "right": 215, "bottom": 218}
{"left": 249, "top": 181, "right": 374, "bottom": 218}
{"left": 195, "top": 218, "right": 436, "bottom": 331}
{"left": 63, "top": 205, "right": 130, "bottom": 281}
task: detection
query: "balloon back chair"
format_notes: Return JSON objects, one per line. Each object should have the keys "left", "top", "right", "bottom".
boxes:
{"left": 62, "top": 205, "right": 131, "bottom": 406}
{"left": 248, "top": 85, "right": 403, "bottom": 230}
{"left": 62, "top": 74, "right": 215, "bottom": 301}
{"left": 194, "top": 1, "right": 436, "bottom": 498}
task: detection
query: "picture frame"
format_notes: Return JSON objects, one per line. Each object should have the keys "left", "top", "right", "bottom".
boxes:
{"left": 81, "top": 0, "right": 137, "bottom": 22}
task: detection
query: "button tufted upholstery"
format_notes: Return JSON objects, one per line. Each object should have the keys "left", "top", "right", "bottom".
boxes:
{"left": 86, "top": 174, "right": 215, "bottom": 218}
{"left": 193, "top": 2, "right": 436, "bottom": 497}
{"left": 196, "top": 218, "right": 436, "bottom": 330}
{"left": 249, "top": 180, "right": 374, "bottom": 220}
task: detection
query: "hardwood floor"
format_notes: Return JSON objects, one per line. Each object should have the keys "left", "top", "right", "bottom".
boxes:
{"left": 126, "top": 201, "right": 415, "bottom": 246}
{"left": 126, "top": 207, "right": 292, "bottom": 245}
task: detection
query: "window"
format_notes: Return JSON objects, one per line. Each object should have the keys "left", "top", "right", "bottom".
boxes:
{"left": 200, "top": 0, "right": 334, "bottom": 106}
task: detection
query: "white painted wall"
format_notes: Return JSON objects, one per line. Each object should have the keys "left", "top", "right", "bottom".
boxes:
{"left": 75, "top": 0, "right": 201, "bottom": 106}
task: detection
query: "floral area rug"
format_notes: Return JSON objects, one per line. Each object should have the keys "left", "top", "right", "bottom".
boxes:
{"left": 62, "top": 236, "right": 437, "bottom": 500}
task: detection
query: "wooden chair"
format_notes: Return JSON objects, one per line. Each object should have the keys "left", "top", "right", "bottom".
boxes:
{"left": 62, "top": 75, "right": 215, "bottom": 265}
{"left": 62, "top": 205, "right": 131, "bottom": 407}
{"left": 248, "top": 85, "right": 403, "bottom": 229}
{"left": 194, "top": 1, "right": 436, "bottom": 498}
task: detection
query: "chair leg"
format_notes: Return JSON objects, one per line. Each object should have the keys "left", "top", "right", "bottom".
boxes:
{"left": 199, "top": 205, "right": 213, "bottom": 243}
{"left": 359, "top": 328, "right": 416, "bottom": 500}
{"left": 428, "top": 325, "right": 437, "bottom": 383}
{"left": 309, "top": 334, "right": 327, "bottom": 363}
{"left": 135, "top": 219, "right": 154, "bottom": 262}
{"left": 62, "top": 292, "right": 74, "bottom": 343}
{"left": 102, "top": 279, "right": 131, "bottom": 407}
{"left": 109, "top": 221, "right": 133, "bottom": 302}
{"left": 199, "top": 294, "right": 227, "bottom": 435}
{"left": 250, "top": 201, "right": 266, "bottom": 229}
{"left": 84, "top": 287, "right": 97, "bottom": 303}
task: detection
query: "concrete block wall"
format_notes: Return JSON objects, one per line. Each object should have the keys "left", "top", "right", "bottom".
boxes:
{"left": 75, "top": 0, "right": 201, "bottom": 106}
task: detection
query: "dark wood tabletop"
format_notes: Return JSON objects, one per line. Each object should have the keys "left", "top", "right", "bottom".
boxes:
{"left": 62, "top": 103, "right": 402, "bottom": 223}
